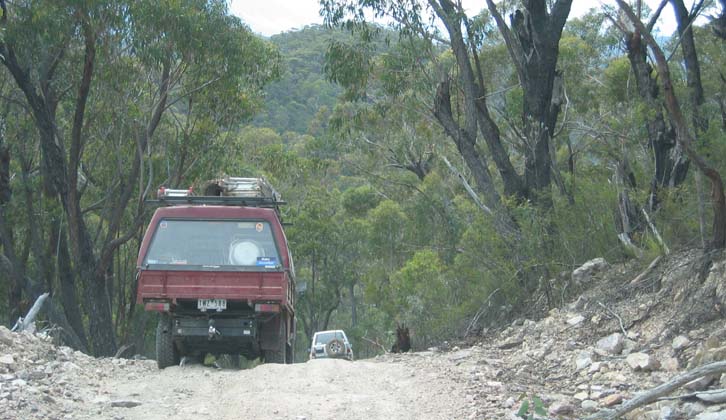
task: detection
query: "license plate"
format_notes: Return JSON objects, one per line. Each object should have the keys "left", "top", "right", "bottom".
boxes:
{"left": 197, "top": 299, "right": 227, "bottom": 312}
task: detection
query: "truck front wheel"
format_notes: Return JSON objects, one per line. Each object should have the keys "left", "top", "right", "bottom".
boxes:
{"left": 156, "top": 313, "right": 179, "bottom": 369}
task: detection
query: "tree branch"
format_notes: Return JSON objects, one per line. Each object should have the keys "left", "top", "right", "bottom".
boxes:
{"left": 587, "top": 361, "right": 726, "bottom": 419}
{"left": 484, "top": 0, "right": 525, "bottom": 82}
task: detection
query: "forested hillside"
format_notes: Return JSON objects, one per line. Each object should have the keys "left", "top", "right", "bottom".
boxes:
{"left": 0, "top": 0, "right": 725, "bottom": 362}
{"left": 252, "top": 25, "right": 343, "bottom": 134}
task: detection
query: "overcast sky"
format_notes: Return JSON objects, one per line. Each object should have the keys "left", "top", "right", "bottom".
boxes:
{"left": 230, "top": 0, "right": 679, "bottom": 37}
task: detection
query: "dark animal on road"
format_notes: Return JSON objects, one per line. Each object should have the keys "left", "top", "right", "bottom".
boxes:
{"left": 391, "top": 324, "right": 411, "bottom": 353}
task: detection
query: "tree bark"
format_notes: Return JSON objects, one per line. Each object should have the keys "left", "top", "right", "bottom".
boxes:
{"left": 0, "top": 12, "right": 120, "bottom": 354}
{"left": 671, "top": 0, "right": 707, "bottom": 133}
{"left": 587, "top": 361, "right": 726, "bottom": 420}
{"left": 614, "top": 155, "right": 645, "bottom": 251}
{"left": 433, "top": 80, "right": 519, "bottom": 239}
{"left": 0, "top": 6, "right": 175, "bottom": 355}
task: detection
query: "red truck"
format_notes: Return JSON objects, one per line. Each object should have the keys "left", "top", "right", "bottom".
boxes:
{"left": 136, "top": 178, "right": 296, "bottom": 368}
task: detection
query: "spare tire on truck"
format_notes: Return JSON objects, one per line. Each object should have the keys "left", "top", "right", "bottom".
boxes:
{"left": 325, "top": 339, "right": 345, "bottom": 358}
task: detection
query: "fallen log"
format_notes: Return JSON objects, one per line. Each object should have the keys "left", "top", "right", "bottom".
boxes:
{"left": 12, "top": 292, "right": 49, "bottom": 332}
{"left": 586, "top": 360, "right": 726, "bottom": 419}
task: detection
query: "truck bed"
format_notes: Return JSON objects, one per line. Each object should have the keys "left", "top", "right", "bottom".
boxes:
{"left": 137, "top": 270, "right": 291, "bottom": 303}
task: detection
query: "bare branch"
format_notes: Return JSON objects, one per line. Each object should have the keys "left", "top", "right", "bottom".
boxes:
{"left": 646, "top": 0, "right": 669, "bottom": 32}
{"left": 587, "top": 361, "right": 726, "bottom": 419}
{"left": 441, "top": 155, "right": 493, "bottom": 215}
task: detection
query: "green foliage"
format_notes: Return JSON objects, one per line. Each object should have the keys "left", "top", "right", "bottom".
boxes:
{"left": 254, "top": 26, "right": 343, "bottom": 134}
{"left": 342, "top": 185, "right": 381, "bottom": 217}
{"left": 324, "top": 39, "right": 373, "bottom": 100}
{"left": 517, "top": 394, "right": 547, "bottom": 419}
{"left": 387, "top": 250, "right": 451, "bottom": 343}
{"left": 603, "top": 57, "right": 632, "bottom": 104}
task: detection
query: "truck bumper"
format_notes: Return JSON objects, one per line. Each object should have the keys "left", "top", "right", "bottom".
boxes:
{"left": 171, "top": 316, "right": 259, "bottom": 355}
{"left": 172, "top": 316, "right": 257, "bottom": 339}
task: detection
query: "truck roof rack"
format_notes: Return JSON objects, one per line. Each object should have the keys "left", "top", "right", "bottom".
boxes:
{"left": 146, "top": 195, "right": 286, "bottom": 208}
{"left": 146, "top": 177, "right": 285, "bottom": 212}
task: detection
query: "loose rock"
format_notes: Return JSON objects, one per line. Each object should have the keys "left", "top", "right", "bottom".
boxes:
{"left": 597, "top": 333, "right": 625, "bottom": 355}
{"left": 626, "top": 352, "right": 660, "bottom": 371}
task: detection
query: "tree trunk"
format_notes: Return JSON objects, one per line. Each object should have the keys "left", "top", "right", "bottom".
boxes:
{"left": 671, "top": 0, "right": 706, "bottom": 133}
{"left": 624, "top": 30, "right": 688, "bottom": 212}
{"left": 616, "top": 0, "right": 726, "bottom": 249}
{"left": 486, "top": 0, "right": 573, "bottom": 205}
{"left": 613, "top": 155, "right": 645, "bottom": 253}
{"left": 433, "top": 80, "right": 519, "bottom": 239}
{"left": 0, "top": 136, "right": 25, "bottom": 323}
{"left": 0, "top": 14, "right": 171, "bottom": 355}
{"left": 57, "top": 228, "right": 89, "bottom": 349}
{"left": 349, "top": 282, "right": 357, "bottom": 327}
{"left": 672, "top": 0, "right": 708, "bottom": 246}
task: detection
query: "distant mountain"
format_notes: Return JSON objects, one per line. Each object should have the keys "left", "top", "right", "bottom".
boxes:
{"left": 252, "top": 25, "right": 343, "bottom": 135}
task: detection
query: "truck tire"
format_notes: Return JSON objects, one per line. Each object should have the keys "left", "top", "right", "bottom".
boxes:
{"left": 264, "top": 319, "right": 287, "bottom": 364}
{"left": 156, "top": 313, "right": 179, "bottom": 369}
{"left": 325, "top": 339, "right": 345, "bottom": 358}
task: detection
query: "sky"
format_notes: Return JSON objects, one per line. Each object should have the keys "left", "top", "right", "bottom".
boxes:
{"left": 230, "top": 0, "right": 682, "bottom": 37}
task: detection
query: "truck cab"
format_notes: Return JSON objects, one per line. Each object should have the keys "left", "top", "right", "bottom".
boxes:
{"left": 136, "top": 178, "right": 295, "bottom": 368}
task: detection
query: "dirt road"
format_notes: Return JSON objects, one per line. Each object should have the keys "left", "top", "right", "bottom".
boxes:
{"left": 0, "top": 328, "right": 473, "bottom": 420}
{"left": 77, "top": 358, "right": 469, "bottom": 420}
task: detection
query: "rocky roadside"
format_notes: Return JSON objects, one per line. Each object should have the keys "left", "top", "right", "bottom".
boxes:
{"left": 0, "top": 327, "right": 156, "bottom": 420}
{"left": 379, "top": 316, "right": 726, "bottom": 419}
{"left": 379, "top": 250, "right": 726, "bottom": 419}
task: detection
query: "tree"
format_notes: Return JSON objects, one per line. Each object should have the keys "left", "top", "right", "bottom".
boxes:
{"left": 288, "top": 186, "right": 346, "bottom": 343}
{"left": 616, "top": 0, "right": 726, "bottom": 249}
{"left": 0, "top": 0, "right": 280, "bottom": 355}
{"left": 619, "top": 5, "right": 689, "bottom": 212}
{"left": 321, "top": 0, "right": 573, "bottom": 241}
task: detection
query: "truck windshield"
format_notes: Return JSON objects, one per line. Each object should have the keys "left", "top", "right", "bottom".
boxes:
{"left": 143, "top": 219, "right": 281, "bottom": 269}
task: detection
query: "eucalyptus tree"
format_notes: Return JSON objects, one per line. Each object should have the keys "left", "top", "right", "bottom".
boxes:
{"left": 616, "top": 0, "right": 726, "bottom": 249}
{"left": 325, "top": 31, "right": 440, "bottom": 183}
{"left": 287, "top": 186, "right": 348, "bottom": 343}
{"left": 0, "top": 0, "right": 280, "bottom": 355}
{"left": 321, "top": 0, "right": 573, "bottom": 241}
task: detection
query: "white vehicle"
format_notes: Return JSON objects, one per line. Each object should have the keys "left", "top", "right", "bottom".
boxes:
{"left": 309, "top": 330, "right": 354, "bottom": 361}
